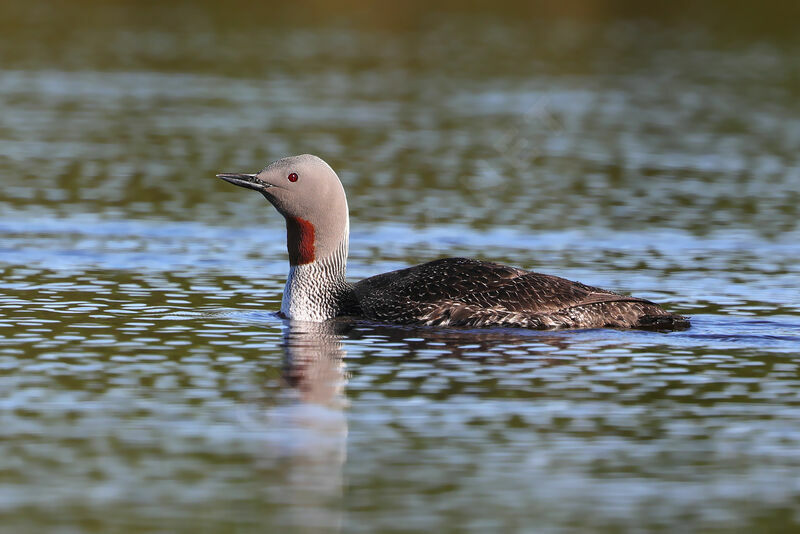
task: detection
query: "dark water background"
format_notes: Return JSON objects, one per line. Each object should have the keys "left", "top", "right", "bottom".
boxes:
{"left": 1, "top": 1, "right": 800, "bottom": 532}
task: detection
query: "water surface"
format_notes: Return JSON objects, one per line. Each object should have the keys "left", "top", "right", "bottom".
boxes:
{"left": 1, "top": 3, "right": 800, "bottom": 532}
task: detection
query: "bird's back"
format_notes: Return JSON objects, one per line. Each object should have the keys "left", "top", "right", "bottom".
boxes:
{"left": 352, "top": 257, "right": 689, "bottom": 330}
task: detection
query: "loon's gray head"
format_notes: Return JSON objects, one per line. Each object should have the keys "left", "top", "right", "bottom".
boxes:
{"left": 218, "top": 154, "right": 349, "bottom": 266}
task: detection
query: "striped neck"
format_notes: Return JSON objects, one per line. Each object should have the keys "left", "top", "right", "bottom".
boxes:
{"left": 280, "top": 222, "right": 350, "bottom": 321}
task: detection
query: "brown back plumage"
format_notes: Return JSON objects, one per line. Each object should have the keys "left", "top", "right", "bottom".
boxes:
{"left": 354, "top": 258, "right": 689, "bottom": 330}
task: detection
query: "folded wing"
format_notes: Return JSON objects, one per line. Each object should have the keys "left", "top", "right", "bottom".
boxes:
{"left": 353, "top": 257, "right": 685, "bottom": 329}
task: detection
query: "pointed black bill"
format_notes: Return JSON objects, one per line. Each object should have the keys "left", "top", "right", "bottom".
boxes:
{"left": 217, "top": 173, "right": 271, "bottom": 192}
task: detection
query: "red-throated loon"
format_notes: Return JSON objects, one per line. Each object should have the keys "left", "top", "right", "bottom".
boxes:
{"left": 217, "top": 154, "right": 689, "bottom": 330}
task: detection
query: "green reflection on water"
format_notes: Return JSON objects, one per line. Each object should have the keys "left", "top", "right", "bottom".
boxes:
{"left": 1, "top": 1, "right": 800, "bottom": 532}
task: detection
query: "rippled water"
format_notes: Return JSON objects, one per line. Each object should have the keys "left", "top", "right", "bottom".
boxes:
{"left": 2, "top": 3, "right": 800, "bottom": 532}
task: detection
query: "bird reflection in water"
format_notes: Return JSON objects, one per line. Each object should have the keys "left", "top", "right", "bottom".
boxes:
{"left": 249, "top": 317, "right": 639, "bottom": 532}
{"left": 260, "top": 320, "right": 350, "bottom": 533}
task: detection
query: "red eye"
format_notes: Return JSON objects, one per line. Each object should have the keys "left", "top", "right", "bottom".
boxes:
{"left": 288, "top": 172, "right": 298, "bottom": 182}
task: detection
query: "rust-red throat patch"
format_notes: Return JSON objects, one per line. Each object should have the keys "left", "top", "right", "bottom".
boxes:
{"left": 286, "top": 217, "right": 316, "bottom": 265}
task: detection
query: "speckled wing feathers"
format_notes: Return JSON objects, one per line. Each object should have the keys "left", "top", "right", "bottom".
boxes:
{"left": 352, "top": 257, "right": 688, "bottom": 330}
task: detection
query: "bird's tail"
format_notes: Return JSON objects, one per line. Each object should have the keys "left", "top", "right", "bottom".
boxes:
{"left": 637, "top": 314, "right": 691, "bottom": 331}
